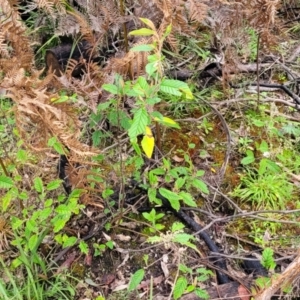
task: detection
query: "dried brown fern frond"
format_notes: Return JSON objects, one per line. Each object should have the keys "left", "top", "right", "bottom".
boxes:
{"left": 24, "top": 0, "right": 66, "bottom": 15}
{"left": 0, "top": 0, "right": 33, "bottom": 71}
{"left": 189, "top": 0, "right": 208, "bottom": 24}
{"left": 104, "top": 38, "right": 149, "bottom": 78}
{"left": 2, "top": 68, "right": 97, "bottom": 156}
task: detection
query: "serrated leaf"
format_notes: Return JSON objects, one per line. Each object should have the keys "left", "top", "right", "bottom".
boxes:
{"left": 175, "top": 177, "right": 186, "bottom": 190}
{"left": 172, "top": 233, "right": 195, "bottom": 244}
{"left": 128, "top": 269, "right": 145, "bottom": 291}
{"left": 173, "top": 276, "right": 188, "bottom": 299}
{"left": 160, "top": 79, "right": 194, "bottom": 99}
{"left": 141, "top": 127, "right": 154, "bottom": 158}
{"left": 128, "top": 108, "right": 148, "bottom": 141}
{"left": 179, "top": 191, "right": 197, "bottom": 207}
{"left": 171, "top": 222, "right": 185, "bottom": 232}
{"left": 102, "top": 83, "right": 119, "bottom": 94}
{"left": 63, "top": 236, "right": 77, "bottom": 248}
{"left": 33, "top": 177, "right": 43, "bottom": 193}
{"left": 192, "top": 179, "right": 209, "bottom": 194}
{"left": 129, "top": 28, "right": 155, "bottom": 36}
{"left": 0, "top": 176, "right": 14, "bottom": 189}
{"left": 53, "top": 218, "right": 67, "bottom": 233}
{"left": 79, "top": 241, "right": 89, "bottom": 254}
{"left": 158, "top": 188, "right": 181, "bottom": 211}
{"left": 194, "top": 288, "right": 209, "bottom": 299}
{"left": 46, "top": 179, "right": 62, "bottom": 191}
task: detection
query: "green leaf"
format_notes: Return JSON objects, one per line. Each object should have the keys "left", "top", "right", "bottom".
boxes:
{"left": 28, "top": 234, "right": 38, "bottom": 251}
{"left": 0, "top": 176, "right": 14, "bottom": 189}
{"left": 2, "top": 190, "right": 14, "bottom": 212}
{"left": 128, "top": 108, "right": 149, "bottom": 141}
{"left": 46, "top": 179, "right": 62, "bottom": 191}
{"left": 79, "top": 241, "right": 89, "bottom": 255}
{"left": 146, "top": 61, "right": 158, "bottom": 77}
{"left": 33, "top": 177, "right": 43, "bottom": 194}
{"left": 241, "top": 155, "right": 255, "bottom": 165}
{"left": 160, "top": 79, "right": 193, "bottom": 99}
{"left": 194, "top": 288, "right": 209, "bottom": 299}
{"left": 171, "top": 222, "right": 185, "bottom": 232}
{"left": 173, "top": 276, "right": 188, "bottom": 299}
{"left": 102, "top": 83, "right": 119, "bottom": 94}
{"left": 16, "top": 149, "right": 27, "bottom": 161}
{"left": 179, "top": 191, "right": 197, "bottom": 207}
{"left": 52, "top": 217, "right": 68, "bottom": 233}
{"left": 160, "top": 79, "right": 182, "bottom": 97}
{"left": 261, "top": 248, "right": 276, "bottom": 270}
{"left": 148, "top": 188, "right": 161, "bottom": 205}
{"left": 258, "top": 140, "right": 269, "bottom": 153}
{"left": 129, "top": 28, "right": 155, "bottom": 36}
{"left": 128, "top": 269, "right": 145, "bottom": 291}
{"left": 106, "top": 240, "right": 114, "bottom": 250}
{"left": 63, "top": 236, "right": 77, "bottom": 248}
{"left": 175, "top": 177, "right": 186, "bottom": 190}
{"left": 158, "top": 188, "right": 181, "bottom": 211}
{"left": 130, "top": 44, "right": 154, "bottom": 52}
{"left": 172, "top": 233, "right": 195, "bottom": 245}
{"left": 191, "top": 179, "right": 209, "bottom": 194}
{"left": 47, "top": 137, "right": 66, "bottom": 154}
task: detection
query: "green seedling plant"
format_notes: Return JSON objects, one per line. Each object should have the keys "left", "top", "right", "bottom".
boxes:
{"left": 102, "top": 18, "right": 194, "bottom": 158}
{"left": 233, "top": 140, "right": 294, "bottom": 210}
{"left": 142, "top": 208, "right": 165, "bottom": 233}
{"left": 173, "top": 264, "right": 212, "bottom": 300}
{"left": 254, "top": 248, "right": 291, "bottom": 296}
{"left": 147, "top": 145, "right": 209, "bottom": 211}
{"left": 197, "top": 117, "right": 213, "bottom": 135}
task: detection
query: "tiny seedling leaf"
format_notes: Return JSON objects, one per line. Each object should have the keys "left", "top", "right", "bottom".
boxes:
{"left": 79, "top": 241, "right": 89, "bottom": 255}
{"left": 128, "top": 269, "right": 145, "bottom": 291}
{"left": 171, "top": 222, "right": 185, "bottom": 232}
{"left": 34, "top": 177, "right": 43, "bottom": 194}
{"left": 46, "top": 179, "right": 62, "bottom": 191}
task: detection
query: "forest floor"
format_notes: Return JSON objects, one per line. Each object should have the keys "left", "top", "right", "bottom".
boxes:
{"left": 2, "top": 1, "right": 300, "bottom": 300}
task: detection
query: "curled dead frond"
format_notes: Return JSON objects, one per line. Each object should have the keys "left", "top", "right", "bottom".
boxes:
{"left": 0, "top": 0, "right": 33, "bottom": 70}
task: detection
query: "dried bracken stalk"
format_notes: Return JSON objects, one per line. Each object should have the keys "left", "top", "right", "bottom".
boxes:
{"left": 0, "top": 0, "right": 99, "bottom": 156}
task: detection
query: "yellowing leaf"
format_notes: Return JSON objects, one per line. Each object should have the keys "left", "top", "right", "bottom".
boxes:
{"left": 129, "top": 28, "right": 155, "bottom": 36}
{"left": 153, "top": 116, "right": 180, "bottom": 129}
{"left": 162, "top": 117, "right": 177, "bottom": 125}
{"left": 145, "top": 126, "right": 153, "bottom": 137}
{"left": 141, "top": 127, "right": 154, "bottom": 158}
{"left": 180, "top": 87, "right": 194, "bottom": 99}
{"left": 139, "top": 18, "right": 156, "bottom": 31}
